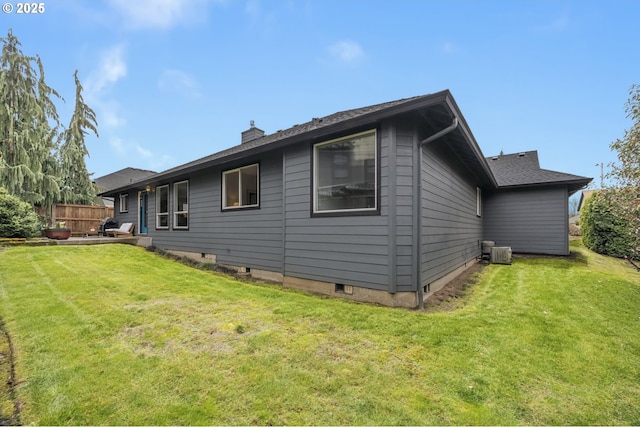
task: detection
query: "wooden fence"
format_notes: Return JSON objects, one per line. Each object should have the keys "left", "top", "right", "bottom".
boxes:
{"left": 50, "top": 204, "right": 114, "bottom": 236}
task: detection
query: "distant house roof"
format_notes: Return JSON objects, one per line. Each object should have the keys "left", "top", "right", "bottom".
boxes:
{"left": 578, "top": 189, "right": 598, "bottom": 211}
{"left": 94, "top": 167, "right": 157, "bottom": 193}
{"left": 486, "top": 150, "right": 591, "bottom": 195}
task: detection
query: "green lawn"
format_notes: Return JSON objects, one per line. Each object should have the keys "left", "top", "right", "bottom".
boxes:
{"left": 0, "top": 242, "right": 639, "bottom": 425}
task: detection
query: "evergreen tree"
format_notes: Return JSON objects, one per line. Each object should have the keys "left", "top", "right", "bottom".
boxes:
{"left": 59, "top": 70, "right": 99, "bottom": 204}
{"left": 0, "top": 29, "right": 61, "bottom": 208}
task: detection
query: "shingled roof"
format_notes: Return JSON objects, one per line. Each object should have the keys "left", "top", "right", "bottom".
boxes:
{"left": 94, "top": 167, "right": 157, "bottom": 192}
{"left": 486, "top": 150, "right": 591, "bottom": 194}
{"left": 99, "top": 91, "right": 591, "bottom": 196}
{"left": 101, "top": 90, "right": 462, "bottom": 194}
{"left": 153, "top": 93, "right": 431, "bottom": 178}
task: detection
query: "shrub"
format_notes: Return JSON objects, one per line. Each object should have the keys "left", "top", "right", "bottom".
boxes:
{"left": 580, "top": 190, "right": 634, "bottom": 258}
{"left": 569, "top": 223, "right": 581, "bottom": 236}
{"left": 0, "top": 188, "right": 42, "bottom": 238}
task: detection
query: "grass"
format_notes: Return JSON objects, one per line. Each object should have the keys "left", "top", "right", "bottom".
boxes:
{"left": 0, "top": 241, "right": 639, "bottom": 425}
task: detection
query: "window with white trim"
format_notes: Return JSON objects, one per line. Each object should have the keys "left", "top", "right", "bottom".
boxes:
{"left": 119, "top": 194, "right": 128, "bottom": 213}
{"left": 476, "top": 187, "right": 482, "bottom": 217}
{"left": 156, "top": 185, "right": 169, "bottom": 229}
{"left": 313, "top": 130, "right": 377, "bottom": 213}
{"left": 173, "top": 181, "right": 189, "bottom": 229}
{"left": 222, "top": 164, "right": 259, "bottom": 209}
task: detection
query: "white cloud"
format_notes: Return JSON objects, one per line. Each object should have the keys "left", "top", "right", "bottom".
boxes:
{"left": 86, "top": 44, "right": 127, "bottom": 96}
{"left": 108, "top": 0, "right": 215, "bottom": 30}
{"left": 109, "top": 136, "right": 125, "bottom": 155}
{"left": 85, "top": 45, "right": 127, "bottom": 130}
{"left": 157, "top": 69, "right": 203, "bottom": 99}
{"left": 328, "top": 40, "right": 366, "bottom": 65}
{"left": 534, "top": 13, "right": 571, "bottom": 33}
{"left": 244, "top": 0, "right": 261, "bottom": 21}
{"left": 98, "top": 100, "right": 126, "bottom": 128}
{"left": 441, "top": 41, "right": 457, "bottom": 54}
{"left": 136, "top": 145, "right": 152, "bottom": 158}
{"left": 110, "top": 136, "right": 173, "bottom": 170}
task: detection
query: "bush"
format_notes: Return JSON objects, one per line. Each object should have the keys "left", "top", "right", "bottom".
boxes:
{"left": 580, "top": 190, "right": 634, "bottom": 258}
{"left": 0, "top": 188, "right": 42, "bottom": 238}
{"left": 569, "top": 223, "right": 581, "bottom": 236}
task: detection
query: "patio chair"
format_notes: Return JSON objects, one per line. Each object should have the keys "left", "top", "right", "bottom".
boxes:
{"left": 105, "top": 222, "right": 135, "bottom": 237}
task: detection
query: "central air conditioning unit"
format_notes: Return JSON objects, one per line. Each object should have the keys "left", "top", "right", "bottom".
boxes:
{"left": 491, "top": 246, "right": 512, "bottom": 265}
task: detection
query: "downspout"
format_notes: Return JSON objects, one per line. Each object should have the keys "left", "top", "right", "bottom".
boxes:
{"left": 416, "top": 117, "right": 459, "bottom": 309}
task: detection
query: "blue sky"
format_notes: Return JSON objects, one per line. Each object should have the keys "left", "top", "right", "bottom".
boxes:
{"left": 3, "top": 0, "right": 639, "bottom": 190}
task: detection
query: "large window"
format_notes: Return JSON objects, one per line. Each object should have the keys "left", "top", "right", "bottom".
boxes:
{"left": 173, "top": 181, "right": 189, "bottom": 229}
{"left": 222, "top": 164, "right": 259, "bottom": 209}
{"left": 313, "top": 130, "right": 377, "bottom": 213}
{"left": 156, "top": 185, "right": 169, "bottom": 229}
{"left": 119, "top": 194, "right": 128, "bottom": 213}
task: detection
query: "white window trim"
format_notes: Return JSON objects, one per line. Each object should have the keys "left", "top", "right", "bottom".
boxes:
{"left": 173, "top": 180, "right": 189, "bottom": 229}
{"left": 119, "top": 194, "right": 128, "bottom": 213}
{"left": 313, "top": 129, "right": 378, "bottom": 214}
{"left": 476, "top": 187, "right": 482, "bottom": 217}
{"left": 156, "top": 184, "right": 169, "bottom": 229}
{"left": 222, "top": 163, "right": 260, "bottom": 210}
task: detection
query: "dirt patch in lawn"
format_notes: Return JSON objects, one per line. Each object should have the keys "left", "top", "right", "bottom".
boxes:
{"left": 423, "top": 262, "right": 486, "bottom": 311}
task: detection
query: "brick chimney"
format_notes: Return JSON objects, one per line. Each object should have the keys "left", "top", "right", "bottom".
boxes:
{"left": 241, "top": 120, "right": 265, "bottom": 144}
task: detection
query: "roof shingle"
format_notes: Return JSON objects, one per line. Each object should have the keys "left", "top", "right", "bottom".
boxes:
{"left": 486, "top": 150, "right": 591, "bottom": 194}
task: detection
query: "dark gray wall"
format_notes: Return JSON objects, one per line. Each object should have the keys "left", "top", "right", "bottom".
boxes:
{"left": 483, "top": 186, "right": 569, "bottom": 255}
{"left": 110, "top": 118, "right": 497, "bottom": 295}
{"left": 420, "top": 140, "right": 483, "bottom": 286}
{"left": 282, "top": 128, "right": 391, "bottom": 290}
{"left": 146, "top": 151, "right": 285, "bottom": 272}
{"left": 113, "top": 192, "right": 138, "bottom": 226}
{"left": 389, "top": 120, "right": 419, "bottom": 292}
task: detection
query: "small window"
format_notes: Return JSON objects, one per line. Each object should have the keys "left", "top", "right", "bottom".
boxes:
{"left": 173, "top": 181, "right": 189, "bottom": 229}
{"left": 119, "top": 194, "right": 128, "bottom": 213}
{"left": 313, "top": 130, "right": 377, "bottom": 213}
{"left": 222, "top": 164, "right": 259, "bottom": 209}
{"left": 476, "top": 187, "right": 482, "bottom": 217}
{"left": 156, "top": 185, "right": 169, "bottom": 229}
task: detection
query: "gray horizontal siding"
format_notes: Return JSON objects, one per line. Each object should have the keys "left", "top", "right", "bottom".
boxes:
{"left": 483, "top": 187, "right": 569, "bottom": 255}
{"left": 421, "top": 141, "right": 482, "bottom": 285}
{"left": 147, "top": 152, "right": 284, "bottom": 272}
{"left": 113, "top": 191, "right": 138, "bottom": 226}
{"left": 283, "top": 135, "right": 390, "bottom": 291}
{"left": 393, "top": 123, "right": 417, "bottom": 291}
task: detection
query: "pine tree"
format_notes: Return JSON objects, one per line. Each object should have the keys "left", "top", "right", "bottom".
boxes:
{"left": 0, "top": 29, "right": 61, "bottom": 208}
{"left": 58, "top": 70, "right": 99, "bottom": 204}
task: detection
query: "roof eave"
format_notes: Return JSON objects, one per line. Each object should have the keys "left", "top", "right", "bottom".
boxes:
{"left": 443, "top": 95, "right": 499, "bottom": 188}
{"left": 101, "top": 91, "right": 457, "bottom": 196}
{"left": 495, "top": 177, "right": 593, "bottom": 194}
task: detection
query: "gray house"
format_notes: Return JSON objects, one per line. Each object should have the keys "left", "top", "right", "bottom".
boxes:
{"left": 101, "top": 90, "right": 591, "bottom": 308}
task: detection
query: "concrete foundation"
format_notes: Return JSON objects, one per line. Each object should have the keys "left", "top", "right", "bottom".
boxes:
{"left": 423, "top": 257, "right": 479, "bottom": 301}
{"left": 283, "top": 275, "right": 418, "bottom": 308}
{"left": 166, "top": 250, "right": 216, "bottom": 264}
{"left": 251, "top": 268, "right": 284, "bottom": 283}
